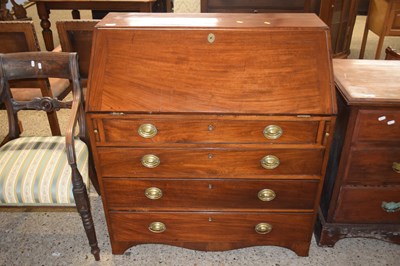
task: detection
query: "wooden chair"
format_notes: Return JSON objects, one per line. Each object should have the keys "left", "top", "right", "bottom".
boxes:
{"left": 0, "top": 51, "right": 100, "bottom": 261}
{"left": 0, "top": 21, "right": 71, "bottom": 136}
{"left": 385, "top": 46, "right": 400, "bottom": 60}
{"left": 56, "top": 20, "right": 99, "bottom": 89}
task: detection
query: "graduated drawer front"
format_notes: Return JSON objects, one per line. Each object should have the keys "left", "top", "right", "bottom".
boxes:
{"left": 103, "top": 179, "right": 319, "bottom": 210}
{"left": 97, "top": 147, "right": 324, "bottom": 178}
{"left": 354, "top": 110, "right": 400, "bottom": 143}
{"left": 109, "top": 212, "right": 314, "bottom": 243}
{"left": 334, "top": 186, "right": 400, "bottom": 223}
{"left": 94, "top": 116, "right": 320, "bottom": 145}
{"left": 345, "top": 148, "right": 400, "bottom": 184}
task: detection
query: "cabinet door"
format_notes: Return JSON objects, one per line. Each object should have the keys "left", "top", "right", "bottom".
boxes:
{"left": 319, "top": 0, "right": 359, "bottom": 57}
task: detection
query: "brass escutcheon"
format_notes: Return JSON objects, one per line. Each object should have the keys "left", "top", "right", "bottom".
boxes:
{"left": 138, "top": 123, "right": 157, "bottom": 138}
{"left": 255, "top": 223, "right": 272, "bottom": 234}
{"left": 261, "top": 155, "right": 280, "bottom": 170}
{"left": 263, "top": 125, "right": 283, "bottom": 140}
{"left": 148, "top": 222, "right": 166, "bottom": 233}
{"left": 141, "top": 154, "right": 160, "bottom": 168}
{"left": 208, "top": 33, "right": 215, "bottom": 43}
{"left": 145, "top": 187, "right": 163, "bottom": 200}
{"left": 258, "top": 189, "right": 276, "bottom": 201}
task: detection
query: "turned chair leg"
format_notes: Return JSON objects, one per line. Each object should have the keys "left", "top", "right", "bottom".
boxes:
{"left": 71, "top": 165, "right": 100, "bottom": 261}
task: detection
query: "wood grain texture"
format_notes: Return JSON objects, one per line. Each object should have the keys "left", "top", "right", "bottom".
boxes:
{"left": 86, "top": 13, "right": 336, "bottom": 256}
{"left": 103, "top": 178, "right": 319, "bottom": 211}
{"left": 87, "top": 13, "right": 334, "bottom": 115}
{"left": 95, "top": 115, "right": 321, "bottom": 145}
{"left": 316, "top": 59, "right": 400, "bottom": 247}
{"left": 97, "top": 147, "right": 325, "bottom": 177}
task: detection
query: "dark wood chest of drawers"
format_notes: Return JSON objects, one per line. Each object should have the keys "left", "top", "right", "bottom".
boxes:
{"left": 315, "top": 59, "right": 400, "bottom": 246}
{"left": 86, "top": 13, "right": 336, "bottom": 256}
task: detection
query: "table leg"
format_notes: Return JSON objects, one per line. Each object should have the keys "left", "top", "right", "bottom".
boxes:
{"left": 72, "top": 9, "right": 81, "bottom": 19}
{"left": 166, "top": 0, "right": 172, "bottom": 12}
{"left": 36, "top": 2, "right": 54, "bottom": 51}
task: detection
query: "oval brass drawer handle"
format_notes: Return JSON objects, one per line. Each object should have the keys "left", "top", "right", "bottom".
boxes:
{"left": 145, "top": 187, "right": 163, "bottom": 200}
{"left": 141, "top": 154, "right": 160, "bottom": 168}
{"left": 392, "top": 162, "right": 400, "bottom": 173}
{"left": 138, "top": 123, "right": 158, "bottom": 138}
{"left": 263, "top": 125, "right": 283, "bottom": 140}
{"left": 255, "top": 223, "right": 272, "bottom": 234}
{"left": 148, "top": 222, "right": 166, "bottom": 233}
{"left": 261, "top": 155, "right": 280, "bottom": 170}
{"left": 258, "top": 189, "right": 276, "bottom": 201}
{"left": 381, "top": 201, "right": 400, "bottom": 213}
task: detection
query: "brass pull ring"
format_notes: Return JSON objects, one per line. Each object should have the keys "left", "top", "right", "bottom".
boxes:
{"left": 392, "top": 162, "right": 400, "bottom": 173}
{"left": 141, "top": 154, "right": 160, "bottom": 168}
{"left": 381, "top": 201, "right": 400, "bottom": 213}
{"left": 258, "top": 189, "right": 276, "bottom": 201}
{"left": 145, "top": 187, "right": 163, "bottom": 200}
{"left": 261, "top": 155, "right": 280, "bottom": 170}
{"left": 138, "top": 123, "right": 158, "bottom": 138}
{"left": 255, "top": 223, "right": 272, "bottom": 234}
{"left": 148, "top": 222, "right": 166, "bottom": 233}
{"left": 263, "top": 125, "right": 283, "bottom": 140}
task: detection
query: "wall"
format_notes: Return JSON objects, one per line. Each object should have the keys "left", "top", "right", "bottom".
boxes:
{"left": 174, "top": 0, "right": 200, "bottom": 13}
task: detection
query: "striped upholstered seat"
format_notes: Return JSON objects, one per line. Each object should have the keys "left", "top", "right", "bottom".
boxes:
{"left": 0, "top": 136, "right": 89, "bottom": 206}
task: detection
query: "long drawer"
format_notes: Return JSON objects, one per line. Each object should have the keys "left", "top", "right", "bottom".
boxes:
{"left": 103, "top": 178, "right": 319, "bottom": 211}
{"left": 97, "top": 147, "right": 325, "bottom": 178}
{"left": 345, "top": 147, "right": 400, "bottom": 184}
{"left": 91, "top": 115, "right": 321, "bottom": 145}
{"left": 109, "top": 212, "right": 314, "bottom": 243}
{"left": 334, "top": 186, "right": 400, "bottom": 223}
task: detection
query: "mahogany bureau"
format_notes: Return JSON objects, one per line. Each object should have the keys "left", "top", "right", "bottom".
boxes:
{"left": 86, "top": 13, "right": 337, "bottom": 256}
{"left": 315, "top": 59, "right": 400, "bottom": 246}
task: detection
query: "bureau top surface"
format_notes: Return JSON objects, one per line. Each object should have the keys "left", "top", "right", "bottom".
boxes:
{"left": 333, "top": 59, "right": 400, "bottom": 106}
{"left": 97, "top": 12, "right": 328, "bottom": 29}
{"left": 87, "top": 13, "right": 335, "bottom": 115}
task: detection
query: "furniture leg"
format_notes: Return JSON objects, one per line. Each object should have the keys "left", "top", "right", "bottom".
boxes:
{"left": 359, "top": 19, "right": 369, "bottom": 58}
{"left": 71, "top": 9, "right": 80, "bottom": 19}
{"left": 375, "top": 34, "right": 386, "bottom": 59}
{"left": 36, "top": 2, "right": 54, "bottom": 51}
{"left": 71, "top": 165, "right": 100, "bottom": 261}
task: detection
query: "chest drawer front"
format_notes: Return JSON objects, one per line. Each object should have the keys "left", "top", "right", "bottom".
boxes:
{"left": 334, "top": 186, "right": 400, "bottom": 223}
{"left": 97, "top": 148, "right": 324, "bottom": 178}
{"left": 354, "top": 110, "right": 400, "bottom": 143}
{"left": 345, "top": 148, "right": 400, "bottom": 184}
{"left": 96, "top": 117, "right": 320, "bottom": 145}
{"left": 109, "top": 212, "right": 313, "bottom": 243}
{"left": 103, "top": 179, "right": 319, "bottom": 211}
